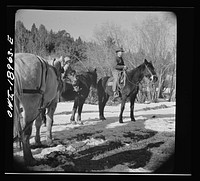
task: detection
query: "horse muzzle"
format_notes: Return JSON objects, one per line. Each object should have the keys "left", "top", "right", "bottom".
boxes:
{"left": 150, "top": 75, "right": 158, "bottom": 83}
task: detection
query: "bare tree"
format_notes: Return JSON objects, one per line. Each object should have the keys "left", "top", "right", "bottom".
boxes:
{"left": 133, "top": 14, "right": 176, "bottom": 101}
{"left": 86, "top": 14, "right": 176, "bottom": 102}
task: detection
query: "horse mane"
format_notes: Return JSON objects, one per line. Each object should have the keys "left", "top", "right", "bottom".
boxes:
{"left": 77, "top": 71, "right": 91, "bottom": 84}
{"left": 126, "top": 62, "right": 145, "bottom": 82}
{"left": 76, "top": 69, "right": 96, "bottom": 89}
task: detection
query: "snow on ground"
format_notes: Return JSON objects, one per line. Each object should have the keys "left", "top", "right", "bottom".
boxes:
{"left": 51, "top": 101, "right": 175, "bottom": 132}
{"left": 14, "top": 101, "right": 175, "bottom": 172}
{"left": 26, "top": 101, "right": 175, "bottom": 145}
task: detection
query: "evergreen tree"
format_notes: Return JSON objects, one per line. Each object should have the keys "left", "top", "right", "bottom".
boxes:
{"left": 38, "top": 24, "right": 48, "bottom": 56}
{"left": 15, "top": 21, "right": 29, "bottom": 53}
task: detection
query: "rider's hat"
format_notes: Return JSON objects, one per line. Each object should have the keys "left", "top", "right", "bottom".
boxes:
{"left": 116, "top": 47, "right": 124, "bottom": 53}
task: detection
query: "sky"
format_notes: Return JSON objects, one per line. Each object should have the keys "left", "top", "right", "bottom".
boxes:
{"left": 15, "top": 10, "right": 169, "bottom": 41}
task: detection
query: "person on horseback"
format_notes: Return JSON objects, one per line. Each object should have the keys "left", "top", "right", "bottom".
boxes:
{"left": 112, "top": 47, "right": 127, "bottom": 98}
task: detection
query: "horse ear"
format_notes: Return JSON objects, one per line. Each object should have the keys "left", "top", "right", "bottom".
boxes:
{"left": 94, "top": 68, "right": 97, "bottom": 72}
{"left": 52, "top": 58, "right": 56, "bottom": 66}
{"left": 144, "top": 59, "right": 148, "bottom": 64}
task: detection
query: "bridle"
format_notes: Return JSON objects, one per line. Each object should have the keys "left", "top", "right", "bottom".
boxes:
{"left": 122, "top": 70, "right": 140, "bottom": 87}
{"left": 120, "top": 63, "right": 156, "bottom": 87}
{"left": 144, "top": 64, "right": 156, "bottom": 81}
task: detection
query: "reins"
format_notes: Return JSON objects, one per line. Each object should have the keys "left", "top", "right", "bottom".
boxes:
{"left": 124, "top": 63, "right": 154, "bottom": 87}
{"left": 145, "top": 64, "right": 154, "bottom": 78}
{"left": 124, "top": 70, "right": 140, "bottom": 87}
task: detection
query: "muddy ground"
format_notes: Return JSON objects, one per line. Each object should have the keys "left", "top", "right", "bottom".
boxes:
{"left": 13, "top": 101, "right": 175, "bottom": 173}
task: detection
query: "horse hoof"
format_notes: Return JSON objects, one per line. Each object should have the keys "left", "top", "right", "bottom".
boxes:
{"left": 70, "top": 121, "right": 77, "bottom": 125}
{"left": 77, "top": 121, "right": 83, "bottom": 125}
{"left": 119, "top": 121, "right": 123, "bottom": 124}
{"left": 100, "top": 117, "right": 106, "bottom": 121}
{"left": 131, "top": 119, "right": 136, "bottom": 122}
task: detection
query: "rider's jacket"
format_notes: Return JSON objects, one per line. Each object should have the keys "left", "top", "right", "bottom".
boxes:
{"left": 114, "top": 56, "right": 125, "bottom": 71}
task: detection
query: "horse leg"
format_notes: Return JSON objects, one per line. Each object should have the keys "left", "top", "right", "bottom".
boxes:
{"left": 41, "top": 109, "right": 46, "bottom": 126}
{"left": 76, "top": 98, "right": 85, "bottom": 125}
{"left": 99, "top": 92, "right": 106, "bottom": 120}
{"left": 100, "top": 93, "right": 109, "bottom": 120}
{"left": 130, "top": 93, "right": 137, "bottom": 122}
{"left": 21, "top": 120, "right": 36, "bottom": 165}
{"left": 98, "top": 92, "right": 103, "bottom": 120}
{"left": 20, "top": 95, "right": 42, "bottom": 165}
{"left": 35, "top": 114, "right": 43, "bottom": 146}
{"left": 70, "top": 96, "right": 78, "bottom": 124}
{"left": 119, "top": 95, "right": 127, "bottom": 123}
{"left": 46, "top": 99, "right": 57, "bottom": 146}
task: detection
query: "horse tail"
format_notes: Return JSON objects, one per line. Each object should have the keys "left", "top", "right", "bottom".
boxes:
{"left": 13, "top": 62, "right": 23, "bottom": 149}
{"left": 97, "top": 78, "right": 102, "bottom": 95}
{"left": 13, "top": 94, "right": 22, "bottom": 149}
{"left": 97, "top": 78, "right": 105, "bottom": 102}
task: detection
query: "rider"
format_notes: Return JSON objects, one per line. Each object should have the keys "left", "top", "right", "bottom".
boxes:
{"left": 112, "top": 47, "right": 127, "bottom": 98}
{"left": 62, "top": 56, "right": 79, "bottom": 91}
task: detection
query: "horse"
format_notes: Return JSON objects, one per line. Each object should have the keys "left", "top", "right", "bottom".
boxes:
{"left": 60, "top": 68, "right": 97, "bottom": 125}
{"left": 97, "top": 59, "right": 158, "bottom": 123}
{"left": 14, "top": 53, "right": 69, "bottom": 165}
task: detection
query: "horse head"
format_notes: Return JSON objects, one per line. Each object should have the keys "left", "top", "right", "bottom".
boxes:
{"left": 87, "top": 68, "right": 97, "bottom": 88}
{"left": 143, "top": 59, "right": 158, "bottom": 83}
{"left": 53, "top": 57, "right": 73, "bottom": 92}
{"left": 53, "top": 58, "right": 64, "bottom": 75}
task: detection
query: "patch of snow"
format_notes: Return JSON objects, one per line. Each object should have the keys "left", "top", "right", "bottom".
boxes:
{"left": 144, "top": 117, "right": 175, "bottom": 132}
{"left": 106, "top": 164, "right": 152, "bottom": 172}
{"left": 82, "top": 138, "right": 106, "bottom": 146}
{"left": 13, "top": 149, "right": 23, "bottom": 157}
{"left": 128, "top": 167, "right": 152, "bottom": 173}
{"left": 65, "top": 145, "right": 76, "bottom": 152}
{"left": 65, "top": 138, "right": 106, "bottom": 152}
{"left": 34, "top": 145, "right": 66, "bottom": 158}
{"left": 135, "top": 116, "right": 147, "bottom": 121}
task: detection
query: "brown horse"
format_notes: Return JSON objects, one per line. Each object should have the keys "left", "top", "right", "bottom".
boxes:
{"left": 97, "top": 59, "right": 158, "bottom": 123}
{"left": 14, "top": 53, "right": 68, "bottom": 165}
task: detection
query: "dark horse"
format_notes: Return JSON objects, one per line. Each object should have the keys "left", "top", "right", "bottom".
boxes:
{"left": 60, "top": 68, "right": 97, "bottom": 124}
{"left": 97, "top": 59, "right": 158, "bottom": 123}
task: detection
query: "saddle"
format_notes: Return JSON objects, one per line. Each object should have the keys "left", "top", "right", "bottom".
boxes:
{"left": 107, "top": 70, "right": 126, "bottom": 90}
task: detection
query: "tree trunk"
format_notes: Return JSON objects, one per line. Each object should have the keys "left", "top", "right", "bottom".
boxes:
{"left": 157, "top": 73, "right": 163, "bottom": 99}
{"left": 168, "top": 73, "right": 175, "bottom": 102}
{"left": 168, "top": 62, "right": 176, "bottom": 102}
